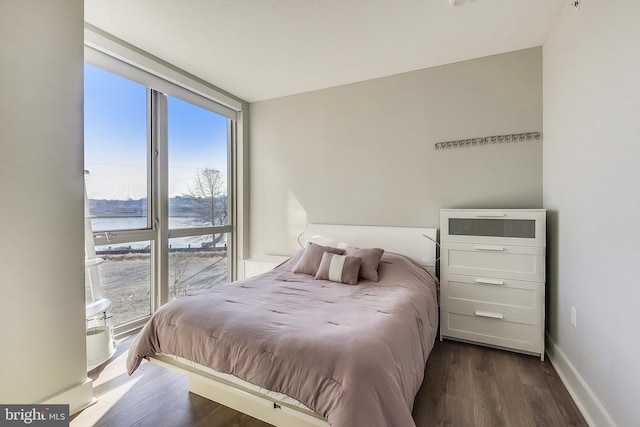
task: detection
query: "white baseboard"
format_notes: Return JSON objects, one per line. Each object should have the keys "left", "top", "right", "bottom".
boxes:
{"left": 42, "top": 378, "right": 96, "bottom": 415}
{"left": 545, "top": 334, "right": 616, "bottom": 427}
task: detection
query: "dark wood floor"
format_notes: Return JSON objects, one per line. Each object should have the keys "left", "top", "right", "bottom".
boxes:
{"left": 71, "top": 335, "right": 587, "bottom": 427}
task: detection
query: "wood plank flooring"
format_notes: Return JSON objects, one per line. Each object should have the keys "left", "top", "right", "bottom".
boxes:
{"left": 71, "top": 336, "right": 587, "bottom": 427}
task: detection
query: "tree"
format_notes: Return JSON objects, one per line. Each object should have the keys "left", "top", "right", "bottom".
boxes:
{"left": 170, "top": 252, "right": 191, "bottom": 298}
{"left": 186, "top": 168, "right": 227, "bottom": 246}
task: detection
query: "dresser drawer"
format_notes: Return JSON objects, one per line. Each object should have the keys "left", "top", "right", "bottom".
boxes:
{"left": 441, "top": 242, "right": 545, "bottom": 282}
{"left": 441, "top": 273, "right": 543, "bottom": 317}
{"left": 441, "top": 209, "right": 546, "bottom": 247}
{"left": 440, "top": 306, "right": 544, "bottom": 356}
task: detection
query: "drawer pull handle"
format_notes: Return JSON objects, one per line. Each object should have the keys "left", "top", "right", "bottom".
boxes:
{"left": 475, "top": 278, "right": 504, "bottom": 285}
{"left": 475, "top": 212, "right": 506, "bottom": 217}
{"left": 474, "top": 245, "right": 505, "bottom": 251}
{"left": 475, "top": 310, "right": 504, "bottom": 320}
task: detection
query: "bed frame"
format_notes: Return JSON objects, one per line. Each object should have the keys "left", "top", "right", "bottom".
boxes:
{"left": 148, "top": 224, "right": 438, "bottom": 427}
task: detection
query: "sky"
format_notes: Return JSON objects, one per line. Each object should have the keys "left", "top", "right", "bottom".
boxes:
{"left": 84, "top": 64, "right": 228, "bottom": 200}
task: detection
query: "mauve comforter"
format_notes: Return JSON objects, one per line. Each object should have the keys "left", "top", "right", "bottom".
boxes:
{"left": 126, "top": 251, "right": 439, "bottom": 427}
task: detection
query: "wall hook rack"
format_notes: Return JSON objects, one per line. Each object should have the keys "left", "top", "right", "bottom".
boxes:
{"left": 434, "top": 132, "right": 541, "bottom": 150}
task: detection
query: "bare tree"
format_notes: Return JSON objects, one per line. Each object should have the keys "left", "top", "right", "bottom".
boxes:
{"left": 170, "top": 252, "right": 191, "bottom": 298}
{"left": 186, "top": 168, "right": 227, "bottom": 246}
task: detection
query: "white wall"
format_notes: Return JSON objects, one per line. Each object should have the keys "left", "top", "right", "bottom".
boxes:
{"left": 543, "top": 1, "right": 640, "bottom": 426}
{"left": 249, "top": 48, "right": 543, "bottom": 257}
{"left": 0, "top": 0, "right": 92, "bottom": 411}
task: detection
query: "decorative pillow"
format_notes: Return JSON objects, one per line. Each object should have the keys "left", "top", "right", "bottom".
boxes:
{"left": 292, "top": 242, "right": 345, "bottom": 276}
{"left": 315, "top": 253, "right": 361, "bottom": 285}
{"left": 345, "top": 246, "right": 385, "bottom": 281}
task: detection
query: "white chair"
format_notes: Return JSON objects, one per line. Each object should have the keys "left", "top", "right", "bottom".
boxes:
{"left": 84, "top": 174, "right": 116, "bottom": 371}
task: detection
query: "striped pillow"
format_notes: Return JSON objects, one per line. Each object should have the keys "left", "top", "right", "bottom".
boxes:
{"left": 314, "top": 253, "right": 362, "bottom": 285}
{"left": 292, "top": 242, "right": 346, "bottom": 275}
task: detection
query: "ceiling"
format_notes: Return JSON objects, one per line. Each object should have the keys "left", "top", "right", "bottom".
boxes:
{"left": 85, "top": 0, "right": 563, "bottom": 103}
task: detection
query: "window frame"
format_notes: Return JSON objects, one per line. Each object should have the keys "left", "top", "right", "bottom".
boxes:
{"left": 84, "top": 28, "right": 245, "bottom": 336}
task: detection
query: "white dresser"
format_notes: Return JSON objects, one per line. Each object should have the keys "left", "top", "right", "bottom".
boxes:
{"left": 439, "top": 209, "right": 546, "bottom": 360}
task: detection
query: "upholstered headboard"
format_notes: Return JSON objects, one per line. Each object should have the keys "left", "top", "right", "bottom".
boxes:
{"left": 302, "top": 224, "right": 438, "bottom": 275}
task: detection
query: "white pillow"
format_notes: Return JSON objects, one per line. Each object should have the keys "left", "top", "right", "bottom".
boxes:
{"left": 300, "top": 233, "right": 348, "bottom": 250}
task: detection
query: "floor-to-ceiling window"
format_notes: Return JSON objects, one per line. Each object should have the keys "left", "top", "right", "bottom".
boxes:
{"left": 84, "top": 47, "right": 239, "bottom": 335}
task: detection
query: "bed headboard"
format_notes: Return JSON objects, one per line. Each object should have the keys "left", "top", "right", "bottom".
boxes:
{"left": 303, "top": 224, "right": 438, "bottom": 275}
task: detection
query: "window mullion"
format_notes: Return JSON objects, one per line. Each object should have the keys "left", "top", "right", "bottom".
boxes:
{"left": 228, "top": 119, "right": 236, "bottom": 280}
{"left": 167, "top": 225, "right": 232, "bottom": 240}
{"left": 92, "top": 230, "right": 156, "bottom": 246}
{"left": 153, "top": 90, "right": 169, "bottom": 308}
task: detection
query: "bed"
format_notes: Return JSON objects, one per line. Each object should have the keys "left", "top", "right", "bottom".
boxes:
{"left": 126, "top": 224, "right": 439, "bottom": 427}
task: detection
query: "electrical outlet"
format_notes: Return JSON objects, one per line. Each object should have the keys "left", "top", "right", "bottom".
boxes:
{"left": 571, "top": 306, "right": 577, "bottom": 327}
